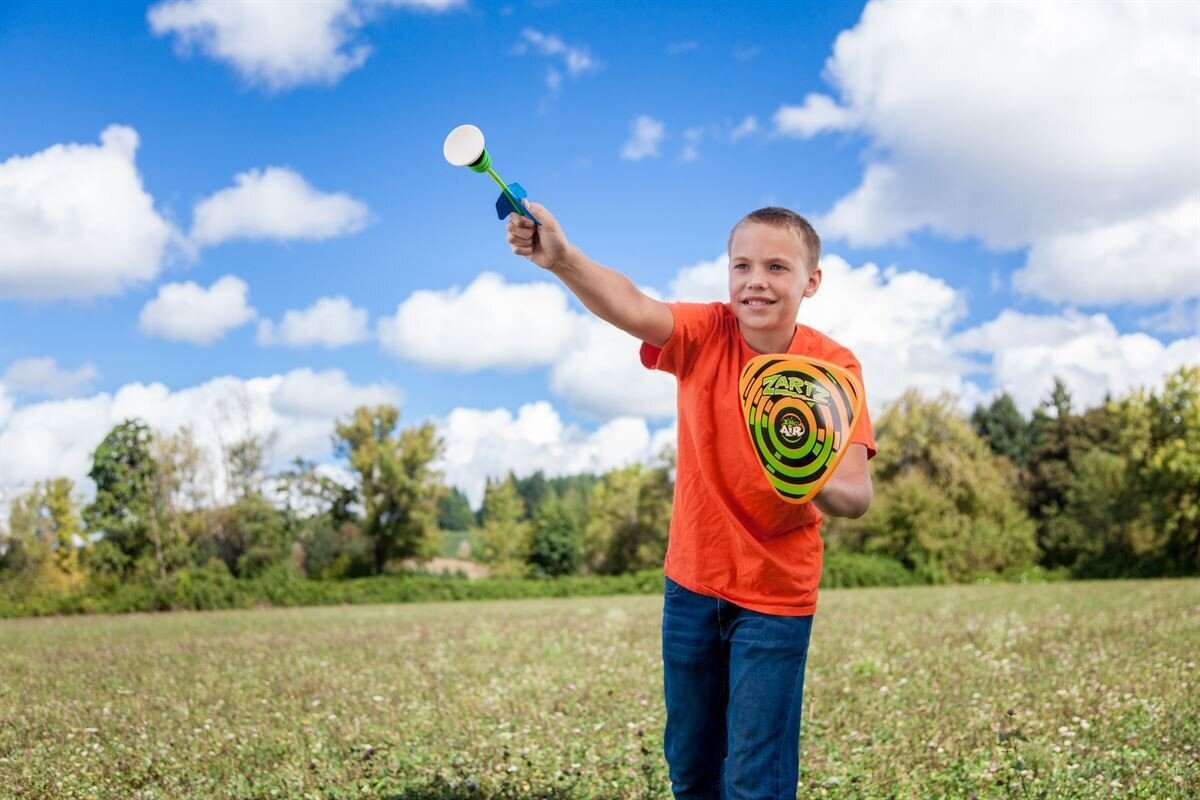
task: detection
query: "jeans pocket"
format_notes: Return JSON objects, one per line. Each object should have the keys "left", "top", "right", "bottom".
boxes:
{"left": 664, "top": 576, "right": 683, "bottom": 596}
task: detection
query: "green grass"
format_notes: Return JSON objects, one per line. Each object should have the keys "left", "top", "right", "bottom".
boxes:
{"left": 1, "top": 580, "right": 1197, "bottom": 799}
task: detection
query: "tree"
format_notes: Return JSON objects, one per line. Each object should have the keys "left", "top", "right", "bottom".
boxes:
{"left": 475, "top": 474, "right": 531, "bottom": 578}
{"left": 335, "top": 405, "right": 445, "bottom": 573}
{"left": 274, "top": 458, "right": 366, "bottom": 579}
{"left": 1, "top": 478, "right": 86, "bottom": 596}
{"left": 146, "top": 427, "right": 212, "bottom": 577}
{"left": 857, "top": 391, "right": 1038, "bottom": 581}
{"left": 582, "top": 462, "right": 673, "bottom": 575}
{"left": 437, "top": 487, "right": 475, "bottom": 531}
{"left": 84, "top": 419, "right": 157, "bottom": 577}
{"left": 971, "top": 392, "right": 1034, "bottom": 467}
{"left": 528, "top": 495, "right": 582, "bottom": 578}
{"left": 513, "top": 471, "right": 550, "bottom": 520}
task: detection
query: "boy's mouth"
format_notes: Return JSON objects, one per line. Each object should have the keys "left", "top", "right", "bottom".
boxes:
{"left": 741, "top": 296, "right": 776, "bottom": 307}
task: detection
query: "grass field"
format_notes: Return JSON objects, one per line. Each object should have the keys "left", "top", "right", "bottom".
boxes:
{"left": 1, "top": 580, "right": 1197, "bottom": 799}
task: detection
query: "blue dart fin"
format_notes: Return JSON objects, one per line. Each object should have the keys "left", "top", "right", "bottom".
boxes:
{"left": 495, "top": 182, "right": 541, "bottom": 225}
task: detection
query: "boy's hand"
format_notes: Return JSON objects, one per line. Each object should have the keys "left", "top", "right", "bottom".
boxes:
{"left": 507, "top": 201, "right": 573, "bottom": 272}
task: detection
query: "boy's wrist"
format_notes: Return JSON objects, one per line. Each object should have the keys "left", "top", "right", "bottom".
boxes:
{"left": 548, "top": 244, "right": 583, "bottom": 276}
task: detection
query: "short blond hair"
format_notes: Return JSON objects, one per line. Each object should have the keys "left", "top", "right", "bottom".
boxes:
{"left": 728, "top": 207, "right": 821, "bottom": 272}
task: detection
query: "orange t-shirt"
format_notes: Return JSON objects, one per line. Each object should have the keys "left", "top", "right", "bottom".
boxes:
{"left": 640, "top": 301, "right": 877, "bottom": 616}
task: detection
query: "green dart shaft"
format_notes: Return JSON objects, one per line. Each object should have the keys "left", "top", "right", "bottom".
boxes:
{"left": 484, "top": 165, "right": 527, "bottom": 218}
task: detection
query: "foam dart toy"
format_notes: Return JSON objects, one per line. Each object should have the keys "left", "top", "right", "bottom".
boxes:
{"left": 443, "top": 124, "right": 541, "bottom": 225}
{"left": 739, "top": 354, "right": 865, "bottom": 504}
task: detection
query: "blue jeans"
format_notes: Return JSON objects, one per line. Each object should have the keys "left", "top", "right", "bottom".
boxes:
{"left": 662, "top": 576, "right": 814, "bottom": 800}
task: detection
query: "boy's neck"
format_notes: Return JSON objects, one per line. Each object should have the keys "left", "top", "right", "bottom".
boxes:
{"left": 739, "top": 323, "right": 796, "bottom": 355}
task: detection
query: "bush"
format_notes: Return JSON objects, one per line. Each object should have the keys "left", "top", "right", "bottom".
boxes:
{"left": 820, "top": 552, "right": 921, "bottom": 588}
{"left": 0, "top": 568, "right": 669, "bottom": 618}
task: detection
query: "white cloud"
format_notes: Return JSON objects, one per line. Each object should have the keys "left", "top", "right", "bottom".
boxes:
{"left": 549, "top": 317, "right": 676, "bottom": 420}
{"left": 1015, "top": 198, "right": 1200, "bottom": 305}
{"left": 787, "top": 0, "right": 1200, "bottom": 306}
{"left": 257, "top": 296, "right": 370, "bottom": 348}
{"left": 730, "top": 116, "right": 759, "bottom": 142}
{"left": 621, "top": 116, "right": 665, "bottom": 161}
{"left": 377, "top": 272, "right": 580, "bottom": 370}
{"left": 190, "top": 166, "right": 369, "bottom": 248}
{"left": 0, "top": 125, "right": 175, "bottom": 300}
{"left": 435, "top": 401, "right": 672, "bottom": 507}
{"left": 669, "top": 253, "right": 729, "bottom": 302}
{"left": 774, "top": 94, "right": 857, "bottom": 138}
{"left": 517, "top": 28, "right": 599, "bottom": 77}
{"left": 147, "top": 0, "right": 464, "bottom": 92}
{"left": 2, "top": 358, "right": 98, "bottom": 399}
{"left": 139, "top": 275, "right": 257, "bottom": 345}
{"left": 0, "top": 368, "right": 401, "bottom": 504}
{"left": 954, "top": 310, "right": 1199, "bottom": 414}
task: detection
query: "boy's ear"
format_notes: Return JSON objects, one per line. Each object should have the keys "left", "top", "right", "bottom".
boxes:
{"left": 803, "top": 266, "right": 822, "bottom": 298}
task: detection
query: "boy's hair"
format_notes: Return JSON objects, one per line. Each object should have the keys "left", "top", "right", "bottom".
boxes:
{"left": 728, "top": 207, "right": 821, "bottom": 272}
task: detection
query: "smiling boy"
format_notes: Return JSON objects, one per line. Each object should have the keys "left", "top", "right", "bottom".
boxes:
{"left": 507, "top": 202, "right": 876, "bottom": 800}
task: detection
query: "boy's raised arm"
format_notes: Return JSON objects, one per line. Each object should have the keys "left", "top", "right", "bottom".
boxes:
{"left": 507, "top": 201, "right": 674, "bottom": 348}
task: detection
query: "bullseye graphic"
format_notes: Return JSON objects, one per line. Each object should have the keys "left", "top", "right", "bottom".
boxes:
{"left": 739, "top": 354, "right": 865, "bottom": 504}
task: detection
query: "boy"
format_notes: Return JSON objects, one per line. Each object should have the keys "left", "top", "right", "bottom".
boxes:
{"left": 507, "top": 202, "right": 876, "bottom": 800}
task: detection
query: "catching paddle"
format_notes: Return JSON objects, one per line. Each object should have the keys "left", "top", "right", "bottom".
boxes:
{"left": 739, "top": 354, "right": 865, "bottom": 504}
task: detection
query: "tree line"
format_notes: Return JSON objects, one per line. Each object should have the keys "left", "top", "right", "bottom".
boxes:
{"left": 2, "top": 366, "right": 1196, "bottom": 606}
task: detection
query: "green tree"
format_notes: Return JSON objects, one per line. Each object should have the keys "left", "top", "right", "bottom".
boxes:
{"left": 582, "top": 462, "right": 673, "bottom": 575}
{"left": 1023, "top": 382, "right": 1125, "bottom": 569}
{"left": 858, "top": 390, "right": 1038, "bottom": 581}
{"left": 437, "top": 486, "right": 475, "bottom": 531}
{"left": 83, "top": 419, "right": 157, "bottom": 577}
{"left": 971, "top": 392, "right": 1034, "bottom": 467}
{"left": 147, "top": 426, "right": 211, "bottom": 577}
{"left": 334, "top": 405, "right": 445, "bottom": 573}
{"left": 1, "top": 478, "right": 85, "bottom": 596}
{"left": 475, "top": 474, "right": 531, "bottom": 578}
{"left": 528, "top": 495, "right": 582, "bottom": 578}
{"left": 273, "top": 458, "right": 367, "bottom": 578}
{"left": 513, "top": 471, "right": 550, "bottom": 520}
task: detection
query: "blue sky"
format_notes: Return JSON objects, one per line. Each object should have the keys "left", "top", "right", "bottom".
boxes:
{"left": 1, "top": 0, "right": 1197, "bottom": 506}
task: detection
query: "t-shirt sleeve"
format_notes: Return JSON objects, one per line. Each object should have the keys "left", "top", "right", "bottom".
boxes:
{"left": 841, "top": 352, "right": 878, "bottom": 460}
{"left": 638, "top": 302, "right": 723, "bottom": 378}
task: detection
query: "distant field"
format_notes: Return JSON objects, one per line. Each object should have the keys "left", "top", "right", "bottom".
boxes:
{"left": 1, "top": 580, "right": 1197, "bottom": 799}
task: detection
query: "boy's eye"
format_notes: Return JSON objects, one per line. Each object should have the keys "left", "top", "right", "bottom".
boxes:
{"left": 733, "top": 263, "right": 748, "bottom": 270}
{"left": 770, "top": 264, "right": 785, "bottom": 271}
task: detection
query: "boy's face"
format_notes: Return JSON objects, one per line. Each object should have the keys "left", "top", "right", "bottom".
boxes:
{"left": 728, "top": 222, "right": 821, "bottom": 336}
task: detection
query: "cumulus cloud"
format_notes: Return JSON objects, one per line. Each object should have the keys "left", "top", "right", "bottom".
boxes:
{"left": 0, "top": 125, "right": 175, "bottom": 300}
{"left": 139, "top": 275, "right": 257, "bottom": 345}
{"left": 0, "top": 368, "right": 401, "bottom": 503}
{"left": 621, "top": 116, "right": 665, "bottom": 161}
{"left": 148, "top": 0, "right": 463, "bottom": 92}
{"left": 549, "top": 317, "right": 676, "bottom": 420}
{"left": 189, "top": 167, "right": 369, "bottom": 248}
{"left": 2, "top": 358, "right": 98, "bottom": 399}
{"left": 1015, "top": 198, "right": 1200, "bottom": 306}
{"left": 377, "top": 272, "right": 580, "bottom": 371}
{"left": 781, "top": 0, "right": 1200, "bottom": 306}
{"left": 954, "top": 310, "right": 1199, "bottom": 414}
{"left": 257, "top": 296, "right": 370, "bottom": 348}
{"left": 435, "top": 401, "right": 674, "bottom": 507}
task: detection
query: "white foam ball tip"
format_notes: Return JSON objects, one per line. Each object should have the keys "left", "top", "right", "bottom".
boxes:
{"left": 444, "top": 124, "right": 486, "bottom": 167}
